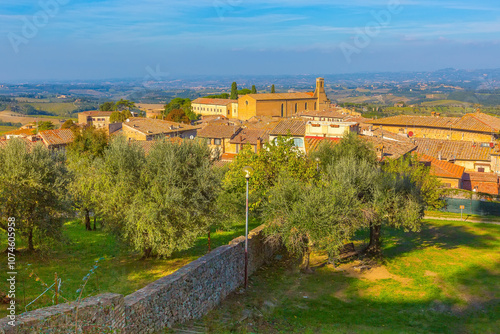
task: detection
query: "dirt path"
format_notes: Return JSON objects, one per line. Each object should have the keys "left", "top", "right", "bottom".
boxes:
{"left": 424, "top": 216, "right": 500, "bottom": 225}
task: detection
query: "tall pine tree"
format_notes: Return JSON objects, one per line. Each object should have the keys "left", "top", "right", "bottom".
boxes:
{"left": 271, "top": 84, "right": 275, "bottom": 93}
{"left": 251, "top": 85, "right": 257, "bottom": 94}
{"left": 231, "top": 82, "right": 238, "bottom": 100}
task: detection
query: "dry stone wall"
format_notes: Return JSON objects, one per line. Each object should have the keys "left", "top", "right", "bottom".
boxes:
{"left": 0, "top": 225, "right": 279, "bottom": 333}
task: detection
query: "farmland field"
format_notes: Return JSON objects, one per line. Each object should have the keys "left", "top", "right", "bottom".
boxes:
{"left": 0, "top": 125, "right": 17, "bottom": 135}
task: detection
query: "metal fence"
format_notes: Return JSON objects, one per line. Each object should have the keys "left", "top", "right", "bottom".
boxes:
{"left": 441, "top": 198, "right": 500, "bottom": 216}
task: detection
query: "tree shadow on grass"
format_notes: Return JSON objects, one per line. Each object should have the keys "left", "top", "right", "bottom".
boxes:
{"left": 201, "top": 260, "right": 500, "bottom": 334}
{"left": 382, "top": 222, "right": 500, "bottom": 260}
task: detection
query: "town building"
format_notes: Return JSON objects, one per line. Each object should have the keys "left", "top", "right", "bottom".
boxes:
{"left": 230, "top": 128, "right": 268, "bottom": 154}
{"left": 78, "top": 111, "right": 113, "bottom": 129}
{"left": 462, "top": 172, "right": 500, "bottom": 195}
{"left": 39, "top": 129, "right": 76, "bottom": 150}
{"left": 197, "top": 124, "right": 241, "bottom": 155}
{"left": 236, "top": 78, "right": 331, "bottom": 120}
{"left": 414, "top": 138, "right": 496, "bottom": 173}
{"left": 122, "top": 118, "right": 199, "bottom": 141}
{"left": 418, "top": 154, "right": 465, "bottom": 189}
{"left": 369, "top": 111, "right": 500, "bottom": 142}
{"left": 191, "top": 98, "right": 238, "bottom": 118}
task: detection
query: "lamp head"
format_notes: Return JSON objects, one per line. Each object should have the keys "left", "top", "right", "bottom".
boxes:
{"left": 315, "top": 157, "right": 320, "bottom": 162}
{"left": 243, "top": 166, "right": 254, "bottom": 179}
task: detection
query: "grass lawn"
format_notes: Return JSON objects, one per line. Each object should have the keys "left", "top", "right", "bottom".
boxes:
{"left": 425, "top": 210, "right": 500, "bottom": 223}
{"left": 175, "top": 219, "right": 500, "bottom": 333}
{"left": 0, "top": 219, "right": 260, "bottom": 317}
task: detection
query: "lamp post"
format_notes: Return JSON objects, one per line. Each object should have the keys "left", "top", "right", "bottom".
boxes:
{"left": 242, "top": 166, "right": 253, "bottom": 289}
{"left": 315, "top": 157, "right": 320, "bottom": 172}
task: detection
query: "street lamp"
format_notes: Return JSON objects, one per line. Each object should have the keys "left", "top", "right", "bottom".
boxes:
{"left": 242, "top": 166, "right": 254, "bottom": 289}
{"left": 315, "top": 157, "right": 320, "bottom": 172}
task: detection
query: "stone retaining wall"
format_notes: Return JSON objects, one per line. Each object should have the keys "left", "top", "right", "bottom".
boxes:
{"left": 1, "top": 225, "right": 278, "bottom": 333}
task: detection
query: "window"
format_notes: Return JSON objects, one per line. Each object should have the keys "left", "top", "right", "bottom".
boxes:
{"left": 207, "top": 138, "right": 211, "bottom": 145}
{"left": 478, "top": 167, "right": 485, "bottom": 173}
{"left": 214, "top": 138, "right": 222, "bottom": 145}
{"left": 293, "top": 138, "right": 304, "bottom": 147}
{"left": 281, "top": 104, "right": 284, "bottom": 117}
{"left": 295, "top": 103, "right": 298, "bottom": 113}
{"left": 305, "top": 103, "right": 308, "bottom": 110}
{"left": 314, "top": 102, "right": 317, "bottom": 110}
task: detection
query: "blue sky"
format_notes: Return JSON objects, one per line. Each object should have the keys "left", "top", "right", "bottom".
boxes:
{"left": 1, "top": 0, "right": 500, "bottom": 81}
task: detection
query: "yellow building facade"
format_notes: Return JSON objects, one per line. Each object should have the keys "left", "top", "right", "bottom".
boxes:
{"left": 237, "top": 77, "right": 331, "bottom": 120}
{"left": 191, "top": 98, "right": 238, "bottom": 118}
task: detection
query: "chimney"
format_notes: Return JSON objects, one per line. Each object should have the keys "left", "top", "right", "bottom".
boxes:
{"left": 431, "top": 112, "right": 436, "bottom": 117}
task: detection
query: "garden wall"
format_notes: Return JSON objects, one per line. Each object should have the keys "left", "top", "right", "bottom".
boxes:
{"left": 0, "top": 225, "right": 279, "bottom": 333}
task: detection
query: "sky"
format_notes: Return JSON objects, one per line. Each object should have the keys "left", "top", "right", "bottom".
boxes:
{"left": 1, "top": 0, "right": 500, "bottom": 81}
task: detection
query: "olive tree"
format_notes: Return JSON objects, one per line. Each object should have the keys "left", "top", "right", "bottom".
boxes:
{"left": 0, "top": 139, "right": 68, "bottom": 251}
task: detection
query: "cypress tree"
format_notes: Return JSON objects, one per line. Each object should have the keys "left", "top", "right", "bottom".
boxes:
{"left": 251, "top": 85, "right": 257, "bottom": 94}
{"left": 271, "top": 84, "right": 275, "bottom": 93}
{"left": 231, "top": 82, "right": 238, "bottom": 100}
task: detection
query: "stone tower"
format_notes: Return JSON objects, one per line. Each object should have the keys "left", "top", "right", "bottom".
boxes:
{"left": 313, "top": 77, "right": 330, "bottom": 111}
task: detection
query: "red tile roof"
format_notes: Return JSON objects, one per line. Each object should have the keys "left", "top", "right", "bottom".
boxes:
{"left": 79, "top": 111, "right": 113, "bottom": 117}
{"left": 269, "top": 119, "right": 306, "bottom": 136}
{"left": 192, "top": 98, "right": 237, "bottom": 106}
{"left": 370, "top": 112, "right": 500, "bottom": 134}
{"left": 245, "top": 93, "right": 316, "bottom": 101}
{"left": 418, "top": 154, "right": 465, "bottom": 179}
{"left": 370, "top": 115, "right": 460, "bottom": 128}
{"left": 39, "top": 129, "right": 76, "bottom": 147}
{"left": 462, "top": 172, "right": 499, "bottom": 195}
{"left": 0, "top": 137, "right": 41, "bottom": 151}
{"left": 230, "top": 128, "right": 267, "bottom": 145}
{"left": 362, "top": 136, "right": 417, "bottom": 160}
{"left": 414, "top": 138, "right": 493, "bottom": 161}
{"left": 123, "top": 118, "right": 198, "bottom": 136}
{"left": 2, "top": 128, "right": 36, "bottom": 137}
{"left": 197, "top": 124, "right": 241, "bottom": 139}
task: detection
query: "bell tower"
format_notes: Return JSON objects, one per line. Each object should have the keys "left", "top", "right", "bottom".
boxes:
{"left": 313, "top": 77, "right": 330, "bottom": 111}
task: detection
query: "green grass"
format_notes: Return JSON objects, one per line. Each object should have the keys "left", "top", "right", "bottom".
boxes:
{"left": 0, "top": 219, "right": 260, "bottom": 317}
{"left": 179, "top": 219, "right": 500, "bottom": 333}
{"left": 0, "top": 125, "right": 17, "bottom": 135}
{"left": 425, "top": 210, "right": 500, "bottom": 222}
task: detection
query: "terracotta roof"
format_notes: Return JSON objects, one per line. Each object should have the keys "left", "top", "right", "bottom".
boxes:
{"left": 453, "top": 112, "right": 500, "bottom": 133}
{"left": 79, "top": 111, "right": 113, "bottom": 117}
{"left": 197, "top": 124, "right": 241, "bottom": 139}
{"left": 370, "top": 112, "right": 500, "bottom": 134}
{"left": 244, "top": 93, "right": 316, "bottom": 101}
{"left": 462, "top": 172, "right": 499, "bottom": 195}
{"left": 362, "top": 136, "right": 417, "bottom": 160}
{"left": 39, "top": 129, "right": 76, "bottom": 147}
{"left": 414, "top": 138, "right": 493, "bottom": 161}
{"left": 418, "top": 154, "right": 465, "bottom": 179}
{"left": 299, "top": 109, "right": 350, "bottom": 120}
{"left": 304, "top": 137, "right": 340, "bottom": 152}
{"left": 364, "top": 128, "right": 413, "bottom": 142}
{"left": 270, "top": 119, "right": 306, "bottom": 136}
{"left": 192, "top": 98, "right": 237, "bottom": 106}
{"left": 370, "top": 115, "right": 460, "bottom": 128}
{"left": 2, "top": 128, "right": 36, "bottom": 137}
{"left": 0, "top": 137, "right": 41, "bottom": 151}
{"left": 123, "top": 118, "right": 198, "bottom": 136}
{"left": 230, "top": 128, "right": 267, "bottom": 145}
